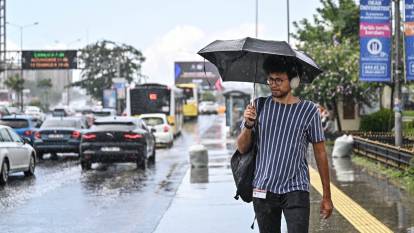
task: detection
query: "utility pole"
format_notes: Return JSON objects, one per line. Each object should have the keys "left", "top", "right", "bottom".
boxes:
{"left": 287, "top": 0, "right": 290, "bottom": 44}
{"left": 394, "top": 0, "right": 402, "bottom": 146}
{"left": 255, "top": 0, "right": 258, "bottom": 38}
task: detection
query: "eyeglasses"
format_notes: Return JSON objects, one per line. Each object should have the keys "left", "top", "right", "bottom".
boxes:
{"left": 266, "top": 77, "right": 288, "bottom": 86}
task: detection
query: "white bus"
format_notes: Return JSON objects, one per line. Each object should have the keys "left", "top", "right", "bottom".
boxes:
{"left": 125, "top": 83, "right": 184, "bottom": 136}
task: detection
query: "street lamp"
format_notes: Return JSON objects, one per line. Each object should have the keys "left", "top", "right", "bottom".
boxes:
{"left": 6, "top": 21, "right": 39, "bottom": 110}
{"left": 287, "top": 0, "right": 290, "bottom": 44}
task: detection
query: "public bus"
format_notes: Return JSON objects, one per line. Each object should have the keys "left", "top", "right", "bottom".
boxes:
{"left": 176, "top": 83, "right": 198, "bottom": 119}
{"left": 125, "top": 83, "right": 184, "bottom": 136}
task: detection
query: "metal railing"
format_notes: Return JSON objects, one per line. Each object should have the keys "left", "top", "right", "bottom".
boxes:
{"left": 346, "top": 131, "right": 414, "bottom": 150}
{"left": 352, "top": 136, "right": 413, "bottom": 170}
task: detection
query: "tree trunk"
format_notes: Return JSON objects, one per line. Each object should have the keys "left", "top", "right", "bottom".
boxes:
{"left": 333, "top": 98, "right": 342, "bottom": 132}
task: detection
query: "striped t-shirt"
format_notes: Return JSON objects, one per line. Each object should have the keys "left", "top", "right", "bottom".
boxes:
{"left": 243, "top": 96, "right": 325, "bottom": 194}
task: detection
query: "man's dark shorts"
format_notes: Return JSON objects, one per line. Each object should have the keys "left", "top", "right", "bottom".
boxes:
{"left": 253, "top": 190, "right": 310, "bottom": 233}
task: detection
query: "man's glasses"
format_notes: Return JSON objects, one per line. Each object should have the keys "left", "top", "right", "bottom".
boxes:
{"left": 266, "top": 77, "right": 287, "bottom": 86}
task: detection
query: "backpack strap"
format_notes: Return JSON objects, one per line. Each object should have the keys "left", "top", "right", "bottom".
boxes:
{"left": 255, "top": 97, "right": 266, "bottom": 128}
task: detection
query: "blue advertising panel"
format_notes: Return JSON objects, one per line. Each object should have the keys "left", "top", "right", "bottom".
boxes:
{"left": 103, "top": 89, "right": 117, "bottom": 109}
{"left": 405, "top": 0, "right": 414, "bottom": 81}
{"left": 359, "top": 0, "right": 392, "bottom": 82}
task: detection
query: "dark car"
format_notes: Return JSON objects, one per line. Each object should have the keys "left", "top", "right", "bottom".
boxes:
{"left": 33, "top": 117, "right": 87, "bottom": 159}
{"left": 79, "top": 116, "right": 156, "bottom": 170}
{"left": 0, "top": 115, "right": 41, "bottom": 143}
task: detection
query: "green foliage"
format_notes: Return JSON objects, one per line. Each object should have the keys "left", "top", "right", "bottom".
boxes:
{"left": 201, "top": 91, "right": 216, "bottom": 102}
{"left": 37, "top": 78, "right": 53, "bottom": 89}
{"left": 293, "top": 0, "right": 381, "bottom": 130}
{"left": 352, "top": 156, "right": 414, "bottom": 193}
{"left": 4, "top": 74, "right": 24, "bottom": 93}
{"left": 360, "top": 109, "right": 395, "bottom": 132}
{"left": 73, "top": 40, "right": 145, "bottom": 100}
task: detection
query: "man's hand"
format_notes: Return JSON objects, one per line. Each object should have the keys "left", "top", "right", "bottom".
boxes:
{"left": 320, "top": 197, "right": 333, "bottom": 219}
{"left": 243, "top": 104, "right": 256, "bottom": 127}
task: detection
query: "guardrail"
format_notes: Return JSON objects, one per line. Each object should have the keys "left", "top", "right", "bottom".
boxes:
{"left": 345, "top": 131, "right": 414, "bottom": 150}
{"left": 352, "top": 136, "right": 413, "bottom": 170}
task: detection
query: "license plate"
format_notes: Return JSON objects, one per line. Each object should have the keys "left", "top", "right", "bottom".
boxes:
{"left": 101, "top": 147, "right": 120, "bottom": 152}
{"left": 48, "top": 134, "right": 64, "bottom": 139}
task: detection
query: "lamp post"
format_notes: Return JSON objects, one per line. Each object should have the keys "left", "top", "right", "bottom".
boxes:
{"left": 287, "top": 0, "right": 290, "bottom": 44}
{"left": 6, "top": 21, "right": 39, "bottom": 111}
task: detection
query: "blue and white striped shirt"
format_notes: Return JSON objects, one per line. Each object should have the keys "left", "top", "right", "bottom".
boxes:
{"left": 243, "top": 96, "right": 325, "bottom": 194}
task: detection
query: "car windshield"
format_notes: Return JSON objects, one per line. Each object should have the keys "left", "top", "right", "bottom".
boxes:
{"left": 141, "top": 117, "right": 164, "bottom": 126}
{"left": 91, "top": 122, "right": 136, "bottom": 131}
{"left": 0, "top": 119, "right": 29, "bottom": 128}
{"left": 42, "top": 119, "right": 80, "bottom": 128}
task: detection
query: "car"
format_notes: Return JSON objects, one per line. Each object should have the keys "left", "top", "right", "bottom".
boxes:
{"left": 198, "top": 101, "right": 219, "bottom": 114}
{"left": 93, "top": 108, "right": 117, "bottom": 118}
{"left": 80, "top": 116, "right": 156, "bottom": 170}
{"left": 33, "top": 117, "right": 87, "bottom": 160}
{"left": 0, "top": 125, "right": 36, "bottom": 185}
{"left": 139, "top": 113, "right": 174, "bottom": 147}
{"left": 0, "top": 115, "right": 41, "bottom": 143}
{"left": 51, "top": 106, "right": 74, "bottom": 117}
{"left": 24, "top": 106, "right": 46, "bottom": 121}
{"left": 0, "top": 105, "right": 10, "bottom": 118}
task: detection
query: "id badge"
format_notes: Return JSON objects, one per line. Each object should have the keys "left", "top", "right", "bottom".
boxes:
{"left": 253, "top": 188, "right": 267, "bottom": 199}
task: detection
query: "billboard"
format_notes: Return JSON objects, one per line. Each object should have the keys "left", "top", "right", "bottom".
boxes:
{"left": 359, "top": 0, "right": 392, "bottom": 82}
{"left": 174, "top": 61, "right": 220, "bottom": 89}
{"left": 405, "top": 0, "right": 414, "bottom": 81}
{"left": 103, "top": 89, "right": 117, "bottom": 109}
{"left": 22, "top": 50, "right": 78, "bottom": 70}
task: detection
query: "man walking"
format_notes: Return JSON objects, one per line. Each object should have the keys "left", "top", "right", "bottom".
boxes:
{"left": 236, "top": 56, "right": 333, "bottom": 233}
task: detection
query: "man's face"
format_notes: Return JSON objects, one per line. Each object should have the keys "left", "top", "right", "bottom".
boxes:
{"left": 267, "top": 72, "right": 291, "bottom": 98}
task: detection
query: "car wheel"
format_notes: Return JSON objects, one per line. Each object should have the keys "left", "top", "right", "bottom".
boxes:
{"left": 81, "top": 160, "right": 92, "bottom": 170}
{"left": 148, "top": 149, "right": 156, "bottom": 164}
{"left": 0, "top": 160, "right": 9, "bottom": 185}
{"left": 50, "top": 153, "right": 58, "bottom": 160}
{"left": 168, "top": 141, "right": 174, "bottom": 148}
{"left": 37, "top": 152, "right": 44, "bottom": 160}
{"left": 136, "top": 157, "right": 146, "bottom": 170}
{"left": 24, "top": 155, "right": 35, "bottom": 177}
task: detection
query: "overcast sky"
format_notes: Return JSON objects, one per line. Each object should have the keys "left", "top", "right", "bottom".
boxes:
{"left": 7, "top": 0, "right": 323, "bottom": 85}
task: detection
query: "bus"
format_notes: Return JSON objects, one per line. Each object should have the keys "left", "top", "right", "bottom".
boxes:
{"left": 176, "top": 83, "right": 198, "bottom": 119}
{"left": 125, "top": 83, "right": 184, "bottom": 136}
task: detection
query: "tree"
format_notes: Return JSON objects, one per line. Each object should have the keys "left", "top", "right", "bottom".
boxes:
{"left": 37, "top": 78, "right": 53, "bottom": 110}
{"left": 73, "top": 40, "right": 145, "bottom": 100}
{"left": 293, "top": 0, "right": 379, "bottom": 131}
{"left": 4, "top": 74, "right": 24, "bottom": 106}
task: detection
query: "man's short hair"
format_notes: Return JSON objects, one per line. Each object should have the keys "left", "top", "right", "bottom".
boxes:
{"left": 262, "top": 56, "right": 297, "bottom": 80}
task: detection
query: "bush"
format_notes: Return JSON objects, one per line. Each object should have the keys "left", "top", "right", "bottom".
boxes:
{"left": 360, "top": 108, "right": 394, "bottom": 132}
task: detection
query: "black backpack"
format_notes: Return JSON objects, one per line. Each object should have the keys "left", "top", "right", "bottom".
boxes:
{"left": 230, "top": 97, "right": 265, "bottom": 203}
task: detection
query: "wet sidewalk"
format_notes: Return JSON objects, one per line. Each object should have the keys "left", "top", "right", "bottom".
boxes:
{"left": 153, "top": 147, "right": 269, "bottom": 233}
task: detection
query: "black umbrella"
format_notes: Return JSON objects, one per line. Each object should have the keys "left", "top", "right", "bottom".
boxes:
{"left": 197, "top": 37, "right": 323, "bottom": 86}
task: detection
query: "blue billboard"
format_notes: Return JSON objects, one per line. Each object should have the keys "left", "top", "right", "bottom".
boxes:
{"left": 359, "top": 0, "right": 392, "bottom": 82}
{"left": 405, "top": 0, "right": 414, "bottom": 81}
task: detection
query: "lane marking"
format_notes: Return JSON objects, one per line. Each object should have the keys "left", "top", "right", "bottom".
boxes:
{"left": 309, "top": 167, "right": 393, "bottom": 233}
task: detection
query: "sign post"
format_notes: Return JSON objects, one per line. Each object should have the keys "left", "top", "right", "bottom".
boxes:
{"left": 359, "top": 0, "right": 392, "bottom": 82}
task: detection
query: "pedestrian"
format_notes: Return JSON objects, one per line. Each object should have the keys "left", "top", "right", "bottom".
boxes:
{"left": 236, "top": 56, "right": 333, "bottom": 233}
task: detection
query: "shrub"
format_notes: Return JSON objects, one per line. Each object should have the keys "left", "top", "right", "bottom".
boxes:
{"left": 360, "top": 108, "right": 394, "bottom": 132}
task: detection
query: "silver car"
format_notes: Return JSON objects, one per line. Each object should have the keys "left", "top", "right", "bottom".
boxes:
{"left": 0, "top": 125, "right": 36, "bottom": 185}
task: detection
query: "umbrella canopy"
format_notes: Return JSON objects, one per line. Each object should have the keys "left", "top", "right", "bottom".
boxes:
{"left": 197, "top": 37, "right": 323, "bottom": 84}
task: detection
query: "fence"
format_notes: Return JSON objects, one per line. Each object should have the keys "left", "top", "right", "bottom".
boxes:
{"left": 352, "top": 136, "right": 413, "bottom": 170}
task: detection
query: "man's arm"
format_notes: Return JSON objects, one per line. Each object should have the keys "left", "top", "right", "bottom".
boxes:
{"left": 312, "top": 141, "right": 334, "bottom": 219}
{"left": 236, "top": 104, "right": 256, "bottom": 154}
{"left": 236, "top": 128, "right": 253, "bottom": 153}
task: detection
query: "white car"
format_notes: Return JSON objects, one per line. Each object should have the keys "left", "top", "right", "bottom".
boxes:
{"left": 199, "top": 101, "right": 219, "bottom": 114}
{"left": 25, "top": 106, "right": 45, "bottom": 121}
{"left": 0, "top": 125, "right": 36, "bottom": 185}
{"left": 139, "top": 113, "right": 174, "bottom": 147}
